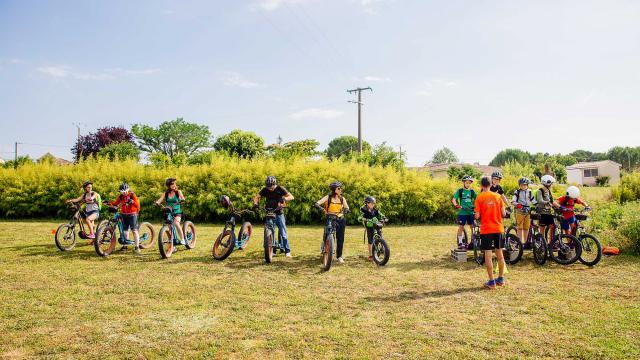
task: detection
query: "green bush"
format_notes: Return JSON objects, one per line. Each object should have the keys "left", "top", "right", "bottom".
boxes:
{"left": 613, "top": 172, "right": 640, "bottom": 203}
{"left": 0, "top": 157, "right": 461, "bottom": 225}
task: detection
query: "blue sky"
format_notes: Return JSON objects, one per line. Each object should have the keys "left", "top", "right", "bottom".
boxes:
{"left": 1, "top": 0, "right": 639, "bottom": 166}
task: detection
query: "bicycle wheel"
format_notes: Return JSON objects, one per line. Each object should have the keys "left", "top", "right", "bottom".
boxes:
{"left": 183, "top": 221, "right": 196, "bottom": 249}
{"left": 473, "top": 236, "right": 485, "bottom": 266}
{"left": 94, "top": 224, "right": 117, "bottom": 257}
{"left": 158, "top": 225, "right": 174, "bottom": 259}
{"left": 55, "top": 224, "right": 77, "bottom": 251}
{"left": 263, "top": 228, "right": 273, "bottom": 264}
{"left": 138, "top": 222, "right": 155, "bottom": 249}
{"left": 549, "top": 233, "right": 582, "bottom": 265}
{"left": 504, "top": 233, "right": 523, "bottom": 265}
{"left": 372, "top": 236, "right": 390, "bottom": 266}
{"left": 322, "top": 233, "right": 334, "bottom": 271}
{"left": 578, "top": 234, "right": 602, "bottom": 267}
{"left": 238, "top": 222, "right": 252, "bottom": 250}
{"left": 212, "top": 230, "right": 234, "bottom": 261}
{"left": 532, "top": 233, "right": 548, "bottom": 265}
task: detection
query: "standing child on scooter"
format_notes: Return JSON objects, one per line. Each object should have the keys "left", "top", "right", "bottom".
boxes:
{"left": 358, "top": 196, "right": 386, "bottom": 261}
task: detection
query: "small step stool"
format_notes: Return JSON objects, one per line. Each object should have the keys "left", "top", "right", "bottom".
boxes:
{"left": 450, "top": 249, "right": 467, "bottom": 262}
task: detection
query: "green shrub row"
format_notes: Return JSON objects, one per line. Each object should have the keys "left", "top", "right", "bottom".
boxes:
{"left": 612, "top": 172, "right": 640, "bottom": 203}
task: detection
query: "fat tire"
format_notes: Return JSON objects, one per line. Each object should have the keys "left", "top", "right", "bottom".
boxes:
{"left": 158, "top": 225, "right": 173, "bottom": 259}
{"left": 183, "top": 221, "right": 196, "bottom": 249}
{"left": 54, "top": 224, "right": 77, "bottom": 251}
{"left": 212, "top": 230, "right": 234, "bottom": 261}
{"left": 578, "top": 234, "right": 602, "bottom": 267}
{"left": 372, "top": 237, "right": 390, "bottom": 266}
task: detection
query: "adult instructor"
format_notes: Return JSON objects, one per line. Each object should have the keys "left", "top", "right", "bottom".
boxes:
{"left": 475, "top": 176, "right": 507, "bottom": 289}
{"left": 253, "top": 176, "right": 295, "bottom": 257}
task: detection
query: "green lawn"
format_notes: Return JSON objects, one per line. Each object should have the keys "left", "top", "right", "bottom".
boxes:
{"left": 1, "top": 221, "right": 639, "bottom": 359}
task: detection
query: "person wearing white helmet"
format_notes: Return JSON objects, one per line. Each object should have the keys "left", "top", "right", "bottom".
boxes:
{"left": 553, "top": 186, "right": 590, "bottom": 235}
{"left": 535, "top": 175, "right": 556, "bottom": 240}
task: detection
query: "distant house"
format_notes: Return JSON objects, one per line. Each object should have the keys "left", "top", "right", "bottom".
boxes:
{"left": 412, "top": 163, "right": 502, "bottom": 179}
{"left": 38, "top": 153, "right": 72, "bottom": 166}
{"left": 566, "top": 160, "right": 622, "bottom": 185}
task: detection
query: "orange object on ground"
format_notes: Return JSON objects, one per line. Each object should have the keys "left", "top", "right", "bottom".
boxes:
{"left": 602, "top": 246, "right": 620, "bottom": 255}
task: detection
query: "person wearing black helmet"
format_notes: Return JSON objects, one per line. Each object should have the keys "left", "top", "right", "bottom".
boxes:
{"left": 452, "top": 175, "right": 476, "bottom": 250}
{"left": 108, "top": 182, "right": 142, "bottom": 254}
{"left": 155, "top": 178, "right": 186, "bottom": 248}
{"left": 315, "top": 181, "right": 350, "bottom": 263}
{"left": 489, "top": 170, "right": 510, "bottom": 207}
{"left": 358, "top": 196, "right": 386, "bottom": 261}
{"left": 65, "top": 181, "right": 101, "bottom": 243}
{"left": 253, "top": 175, "right": 295, "bottom": 257}
{"left": 512, "top": 177, "right": 535, "bottom": 247}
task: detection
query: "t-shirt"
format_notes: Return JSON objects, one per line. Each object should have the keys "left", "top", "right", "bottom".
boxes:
{"left": 259, "top": 185, "right": 289, "bottom": 214}
{"left": 453, "top": 188, "right": 476, "bottom": 216}
{"left": 490, "top": 184, "right": 504, "bottom": 195}
{"left": 474, "top": 191, "right": 504, "bottom": 235}
{"left": 512, "top": 188, "right": 534, "bottom": 209}
{"left": 557, "top": 196, "right": 585, "bottom": 220}
{"left": 535, "top": 187, "right": 553, "bottom": 214}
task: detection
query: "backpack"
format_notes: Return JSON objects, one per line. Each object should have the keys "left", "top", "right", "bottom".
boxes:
{"left": 94, "top": 192, "right": 103, "bottom": 211}
{"left": 325, "top": 194, "right": 345, "bottom": 212}
{"left": 514, "top": 189, "right": 534, "bottom": 204}
{"left": 457, "top": 188, "right": 476, "bottom": 203}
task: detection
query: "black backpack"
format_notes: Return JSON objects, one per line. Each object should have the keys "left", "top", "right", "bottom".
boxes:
{"left": 514, "top": 189, "right": 534, "bottom": 203}
{"left": 457, "top": 188, "right": 476, "bottom": 203}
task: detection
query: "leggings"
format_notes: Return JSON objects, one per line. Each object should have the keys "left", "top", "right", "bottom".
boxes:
{"left": 335, "top": 217, "right": 346, "bottom": 258}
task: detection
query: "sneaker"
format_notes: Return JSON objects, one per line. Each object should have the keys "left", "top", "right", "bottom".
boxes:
{"left": 285, "top": 252, "right": 292, "bottom": 258}
{"left": 119, "top": 245, "right": 128, "bottom": 252}
{"left": 88, "top": 233, "right": 96, "bottom": 239}
{"left": 495, "top": 277, "right": 505, "bottom": 287}
{"left": 134, "top": 247, "right": 141, "bottom": 255}
{"left": 280, "top": 248, "right": 286, "bottom": 254}
{"left": 338, "top": 257, "right": 344, "bottom": 264}
{"left": 367, "top": 256, "right": 373, "bottom": 261}
{"left": 484, "top": 280, "right": 497, "bottom": 290}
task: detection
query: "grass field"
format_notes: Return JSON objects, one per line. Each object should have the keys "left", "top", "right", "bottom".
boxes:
{"left": 1, "top": 221, "right": 639, "bottom": 359}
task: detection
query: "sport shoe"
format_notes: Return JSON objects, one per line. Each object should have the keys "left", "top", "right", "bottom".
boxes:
{"left": 495, "top": 277, "right": 505, "bottom": 286}
{"left": 134, "top": 247, "right": 141, "bottom": 255}
{"left": 484, "top": 280, "right": 497, "bottom": 290}
{"left": 367, "top": 256, "right": 373, "bottom": 261}
{"left": 338, "top": 257, "right": 344, "bottom": 264}
{"left": 119, "top": 245, "right": 129, "bottom": 252}
{"left": 285, "top": 252, "right": 292, "bottom": 258}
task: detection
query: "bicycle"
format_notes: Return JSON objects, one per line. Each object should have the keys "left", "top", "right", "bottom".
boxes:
{"left": 212, "top": 198, "right": 253, "bottom": 261}
{"left": 544, "top": 208, "right": 583, "bottom": 265}
{"left": 261, "top": 206, "right": 284, "bottom": 264}
{"left": 571, "top": 208, "right": 602, "bottom": 267}
{"left": 94, "top": 204, "right": 155, "bottom": 257}
{"left": 464, "top": 217, "right": 520, "bottom": 265}
{"left": 461, "top": 219, "right": 485, "bottom": 266}
{"left": 156, "top": 202, "right": 196, "bottom": 259}
{"left": 506, "top": 211, "right": 548, "bottom": 265}
{"left": 54, "top": 202, "right": 96, "bottom": 251}
{"left": 361, "top": 217, "right": 391, "bottom": 266}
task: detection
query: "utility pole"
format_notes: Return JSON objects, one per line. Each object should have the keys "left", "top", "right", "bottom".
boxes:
{"left": 14, "top": 142, "right": 18, "bottom": 169}
{"left": 347, "top": 87, "right": 372, "bottom": 154}
{"left": 73, "top": 122, "right": 82, "bottom": 161}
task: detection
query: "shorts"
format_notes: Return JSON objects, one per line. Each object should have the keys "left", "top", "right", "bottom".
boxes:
{"left": 560, "top": 216, "right": 576, "bottom": 230}
{"left": 121, "top": 214, "right": 139, "bottom": 232}
{"left": 457, "top": 215, "right": 474, "bottom": 226}
{"left": 480, "top": 233, "right": 505, "bottom": 251}
{"left": 515, "top": 212, "right": 531, "bottom": 232}
{"left": 365, "top": 227, "right": 382, "bottom": 245}
{"left": 539, "top": 214, "right": 554, "bottom": 226}
{"left": 81, "top": 210, "right": 99, "bottom": 219}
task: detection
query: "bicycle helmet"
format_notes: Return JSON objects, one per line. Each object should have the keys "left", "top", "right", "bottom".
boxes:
{"left": 265, "top": 175, "right": 277, "bottom": 187}
{"left": 518, "top": 177, "right": 530, "bottom": 185}
{"left": 461, "top": 175, "right": 474, "bottom": 182}
{"left": 364, "top": 196, "right": 376, "bottom": 204}
{"left": 119, "top": 182, "right": 130, "bottom": 194}
{"left": 541, "top": 175, "right": 555, "bottom": 186}
{"left": 219, "top": 195, "right": 231, "bottom": 209}
{"left": 82, "top": 181, "right": 93, "bottom": 188}
{"left": 165, "top": 178, "right": 176, "bottom": 187}
{"left": 566, "top": 186, "right": 580, "bottom": 199}
{"left": 491, "top": 171, "right": 503, "bottom": 180}
{"left": 329, "top": 181, "right": 343, "bottom": 191}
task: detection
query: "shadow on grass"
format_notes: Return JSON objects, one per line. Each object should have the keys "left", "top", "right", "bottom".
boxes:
{"left": 385, "top": 254, "right": 481, "bottom": 272}
{"left": 6, "top": 243, "right": 100, "bottom": 260}
{"left": 364, "top": 286, "right": 484, "bottom": 302}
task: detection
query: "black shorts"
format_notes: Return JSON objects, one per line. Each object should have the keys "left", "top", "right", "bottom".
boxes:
{"left": 480, "top": 233, "right": 504, "bottom": 251}
{"left": 121, "top": 214, "right": 139, "bottom": 232}
{"left": 539, "top": 214, "right": 554, "bottom": 226}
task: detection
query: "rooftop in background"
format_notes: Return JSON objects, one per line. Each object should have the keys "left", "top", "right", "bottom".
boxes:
{"left": 567, "top": 160, "right": 622, "bottom": 170}
{"left": 410, "top": 162, "right": 502, "bottom": 178}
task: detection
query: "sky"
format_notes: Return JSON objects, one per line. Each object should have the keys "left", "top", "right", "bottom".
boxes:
{"left": 1, "top": 0, "right": 639, "bottom": 166}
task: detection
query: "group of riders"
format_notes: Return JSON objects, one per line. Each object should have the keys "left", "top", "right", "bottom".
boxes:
{"left": 452, "top": 171, "right": 591, "bottom": 289}
{"left": 65, "top": 176, "right": 386, "bottom": 262}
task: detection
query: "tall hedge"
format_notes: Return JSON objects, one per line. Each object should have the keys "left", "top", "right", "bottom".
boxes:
{"left": 0, "top": 157, "right": 465, "bottom": 224}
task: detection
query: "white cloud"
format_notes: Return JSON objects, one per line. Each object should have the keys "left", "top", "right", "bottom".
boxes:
{"left": 289, "top": 108, "right": 344, "bottom": 120}
{"left": 254, "top": 0, "right": 305, "bottom": 11}
{"left": 222, "top": 72, "right": 262, "bottom": 88}
{"left": 36, "top": 66, "right": 160, "bottom": 80}
{"left": 363, "top": 75, "right": 392, "bottom": 83}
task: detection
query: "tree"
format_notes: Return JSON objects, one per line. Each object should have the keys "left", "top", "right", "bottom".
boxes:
{"left": 489, "top": 149, "right": 531, "bottom": 166}
{"left": 268, "top": 139, "right": 320, "bottom": 160}
{"left": 326, "top": 136, "right": 371, "bottom": 159}
{"left": 447, "top": 164, "right": 482, "bottom": 181}
{"left": 366, "top": 142, "right": 405, "bottom": 170}
{"left": 429, "top": 147, "right": 458, "bottom": 165}
{"left": 97, "top": 142, "right": 141, "bottom": 161}
{"left": 71, "top": 126, "right": 135, "bottom": 161}
{"left": 3, "top": 155, "right": 32, "bottom": 169}
{"left": 213, "top": 129, "right": 265, "bottom": 159}
{"left": 131, "top": 118, "right": 211, "bottom": 158}
{"left": 607, "top": 146, "right": 640, "bottom": 171}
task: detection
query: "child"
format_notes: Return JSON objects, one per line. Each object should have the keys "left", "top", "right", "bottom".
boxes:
{"left": 512, "top": 177, "right": 535, "bottom": 247}
{"left": 490, "top": 171, "right": 510, "bottom": 208}
{"left": 553, "top": 186, "right": 590, "bottom": 235}
{"left": 253, "top": 175, "right": 295, "bottom": 257}
{"left": 109, "top": 182, "right": 142, "bottom": 254}
{"left": 155, "top": 178, "right": 186, "bottom": 248}
{"left": 314, "top": 181, "right": 350, "bottom": 263}
{"left": 65, "top": 180, "right": 100, "bottom": 242}
{"left": 452, "top": 175, "right": 476, "bottom": 250}
{"left": 535, "top": 175, "right": 556, "bottom": 241}
{"left": 358, "top": 196, "right": 386, "bottom": 261}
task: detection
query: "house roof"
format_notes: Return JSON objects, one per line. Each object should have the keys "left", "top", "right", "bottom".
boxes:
{"left": 566, "top": 160, "right": 622, "bottom": 170}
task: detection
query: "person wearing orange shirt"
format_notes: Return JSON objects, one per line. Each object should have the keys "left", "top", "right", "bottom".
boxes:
{"left": 474, "top": 176, "right": 507, "bottom": 289}
{"left": 109, "top": 182, "right": 142, "bottom": 254}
